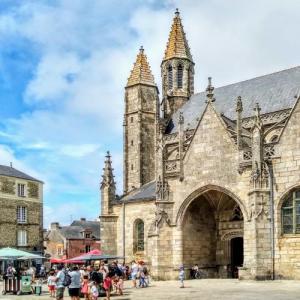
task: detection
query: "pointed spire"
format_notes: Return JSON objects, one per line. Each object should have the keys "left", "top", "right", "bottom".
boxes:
{"left": 163, "top": 9, "right": 193, "bottom": 61}
{"left": 101, "top": 151, "right": 115, "bottom": 189}
{"left": 205, "top": 77, "right": 215, "bottom": 102}
{"left": 127, "top": 46, "right": 156, "bottom": 87}
{"left": 253, "top": 102, "right": 262, "bottom": 128}
{"left": 236, "top": 96, "right": 243, "bottom": 113}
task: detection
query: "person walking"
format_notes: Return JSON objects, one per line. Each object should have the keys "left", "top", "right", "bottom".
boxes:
{"left": 53, "top": 265, "right": 65, "bottom": 300}
{"left": 130, "top": 260, "right": 138, "bottom": 288}
{"left": 179, "top": 265, "right": 185, "bottom": 288}
{"left": 68, "top": 266, "right": 81, "bottom": 300}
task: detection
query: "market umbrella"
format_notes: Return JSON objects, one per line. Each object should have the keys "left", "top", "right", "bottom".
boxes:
{"left": 50, "top": 258, "right": 65, "bottom": 264}
{"left": 67, "top": 250, "right": 122, "bottom": 262}
{"left": 0, "top": 247, "right": 39, "bottom": 258}
{"left": 17, "top": 254, "right": 45, "bottom": 260}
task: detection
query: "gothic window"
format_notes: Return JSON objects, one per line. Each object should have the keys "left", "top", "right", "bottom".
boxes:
{"left": 131, "top": 164, "right": 133, "bottom": 170}
{"left": 177, "top": 64, "right": 183, "bottom": 88}
{"left": 133, "top": 219, "right": 144, "bottom": 253}
{"left": 282, "top": 190, "right": 300, "bottom": 234}
{"left": 131, "top": 140, "right": 134, "bottom": 146}
{"left": 230, "top": 205, "right": 243, "bottom": 221}
{"left": 130, "top": 117, "right": 133, "bottom": 123}
{"left": 168, "top": 65, "right": 173, "bottom": 89}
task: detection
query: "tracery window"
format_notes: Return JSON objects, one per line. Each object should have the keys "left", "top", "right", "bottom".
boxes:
{"left": 168, "top": 65, "right": 173, "bottom": 89}
{"left": 282, "top": 190, "right": 300, "bottom": 234}
{"left": 177, "top": 64, "right": 183, "bottom": 88}
{"left": 134, "top": 219, "right": 144, "bottom": 253}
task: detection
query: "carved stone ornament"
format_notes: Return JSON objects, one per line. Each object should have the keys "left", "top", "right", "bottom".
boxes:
{"left": 0, "top": 177, "right": 15, "bottom": 194}
{"left": 149, "top": 206, "right": 171, "bottom": 235}
{"left": 250, "top": 162, "right": 269, "bottom": 189}
{"left": 156, "top": 176, "right": 170, "bottom": 201}
{"left": 249, "top": 195, "right": 270, "bottom": 220}
{"left": 27, "top": 182, "right": 39, "bottom": 198}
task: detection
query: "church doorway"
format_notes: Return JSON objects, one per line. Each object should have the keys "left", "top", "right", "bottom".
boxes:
{"left": 181, "top": 189, "right": 244, "bottom": 278}
{"left": 230, "top": 237, "right": 243, "bottom": 278}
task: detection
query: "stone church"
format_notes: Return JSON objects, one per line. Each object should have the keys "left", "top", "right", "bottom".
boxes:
{"left": 100, "top": 10, "right": 300, "bottom": 280}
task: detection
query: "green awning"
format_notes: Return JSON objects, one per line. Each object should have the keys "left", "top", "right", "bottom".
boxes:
{"left": 0, "top": 247, "right": 40, "bottom": 258}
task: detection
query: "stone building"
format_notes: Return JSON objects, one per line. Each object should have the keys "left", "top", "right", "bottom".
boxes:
{"left": 100, "top": 10, "right": 300, "bottom": 280}
{"left": 0, "top": 164, "right": 43, "bottom": 254}
{"left": 44, "top": 218, "right": 100, "bottom": 259}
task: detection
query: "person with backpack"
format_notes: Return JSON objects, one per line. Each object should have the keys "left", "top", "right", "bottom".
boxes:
{"left": 68, "top": 266, "right": 81, "bottom": 300}
{"left": 53, "top": 264, "right": 66, "bottom": 300}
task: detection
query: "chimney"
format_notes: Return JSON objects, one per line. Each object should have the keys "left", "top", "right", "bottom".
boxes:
{"left": 50, "top": 222, "right": 60, "bottom": 230}
{"left": 80, "top": 218, "right": 86, "bottom": 222}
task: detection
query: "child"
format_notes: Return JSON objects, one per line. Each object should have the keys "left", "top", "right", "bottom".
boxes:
{"left": 103, "top": 274, "right": 112, "bottom": 300}
{"left": 81, "top": 274, "right": 89, "bottom": 300}
{"left": 139, "top": 269, "right": 146, "bottom": 288}
{"left": 116, "top": 275, "right": 124, "bottom": 295}
{"left": 179, "top": 265, "right": 185, "bottom": 288}
{"left": 90, "top": 281, "right": 99, "bottom": 300}
{"left": 47, "top": 269, "right": 56, "bottom": 298}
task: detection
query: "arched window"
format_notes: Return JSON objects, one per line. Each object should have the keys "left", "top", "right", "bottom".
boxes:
{"left": 134, "top": 219, "right": 144, "bottom": 252}
{"left": 168, "top": 65, "right": 173, "bottom": 89}
{"left": 282, "top": 190, "right": 300, "bottom": 234}
{"left": 177, "top": 64, "right": 183, "bottom": 88}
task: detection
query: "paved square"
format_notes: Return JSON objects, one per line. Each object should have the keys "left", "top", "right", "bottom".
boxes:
{"left": 1, "top": 279, "right": 300, "bottom": 300}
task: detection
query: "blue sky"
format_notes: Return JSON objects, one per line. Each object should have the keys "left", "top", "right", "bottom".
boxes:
{"left": 0, "top": 0, "right": 300, "bottom": 227}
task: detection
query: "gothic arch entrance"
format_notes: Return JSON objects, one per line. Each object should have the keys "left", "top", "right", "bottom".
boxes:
{"left": 181, "top": 188, "right": 244, "bottom": 278}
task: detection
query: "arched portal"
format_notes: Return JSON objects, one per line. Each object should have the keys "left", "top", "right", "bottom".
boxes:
{"left": 181, "top": 189, "right": 244, "bottom": 278}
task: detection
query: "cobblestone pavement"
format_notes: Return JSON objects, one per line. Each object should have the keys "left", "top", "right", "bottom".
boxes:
{"left": 1, "top": 279, "right": 300, "bottom": 300}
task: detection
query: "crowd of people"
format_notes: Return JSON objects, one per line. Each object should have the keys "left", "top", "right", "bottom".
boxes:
{"left": 47, "top": 260, "right": 150, "bottom": 300}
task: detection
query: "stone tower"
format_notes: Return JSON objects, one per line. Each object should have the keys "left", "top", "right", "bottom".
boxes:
{"left": 100, "top": 151, "right": 118, "bottom": 255}
{"left": 124, "top": 47, "right": 159, "bottom": 193}
{"left": 162, "top": 9, "right": 194, "bottom": 119}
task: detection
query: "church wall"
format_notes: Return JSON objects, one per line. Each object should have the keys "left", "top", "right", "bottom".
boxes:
{"left": 112, "top": 201, "right": 156, "bottom": 264}
{"left": 171, "top": 104, "right": 250, "bottom": 221}
{"left": 272, "top": 100, "right": 300, "bottom": 279}
{"left": 158, "top": 103, "right": 254, "bottom": 279}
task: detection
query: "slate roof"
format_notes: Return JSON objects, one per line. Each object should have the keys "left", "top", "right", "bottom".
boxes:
{"left": 168, "top": 66, "right": 300, "bottom": 133}
{"left": 121, "top": 180, "right": 156, "bottom": 202}
{"left": 60, "top": 220, "right": 100, "bottom": 240}
{"left": 71, "top": 220, "right": 100, "bottom": 239}
{"left": 0, "top": 165, "right": 42, "bottom": 183}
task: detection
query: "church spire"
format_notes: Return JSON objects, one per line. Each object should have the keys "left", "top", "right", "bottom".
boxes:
{"left": 101, "top": 151, "right": 115, "bottom": 189}
{"left": 163, "top": 8, "right": 193, "bottom": 62}
{"left": 127, "top": 46, "right": 156, "bottom": 87}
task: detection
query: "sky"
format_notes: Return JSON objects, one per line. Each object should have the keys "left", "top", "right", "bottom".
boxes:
{"left": 0, "top": 0, "right": 300, "bottom": 227}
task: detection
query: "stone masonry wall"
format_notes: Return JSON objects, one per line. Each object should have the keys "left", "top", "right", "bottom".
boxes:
{"left": 272, "top": 100, "right": 300, "bottom": 279}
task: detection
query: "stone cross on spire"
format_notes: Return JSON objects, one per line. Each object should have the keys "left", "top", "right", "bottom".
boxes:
{"left": 206, "top": 77, "right": 215, "bottom": 102}
{"left": 101, "top": 151, "right": 115, "bottom": 189}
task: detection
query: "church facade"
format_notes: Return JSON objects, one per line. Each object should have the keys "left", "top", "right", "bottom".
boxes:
{"left": 100, "top": 10, "right": 300, "bottom": 280}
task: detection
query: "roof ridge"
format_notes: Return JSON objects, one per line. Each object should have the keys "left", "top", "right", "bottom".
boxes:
{"left": 194, "top": 65, "right": 300, "bottom": 96}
